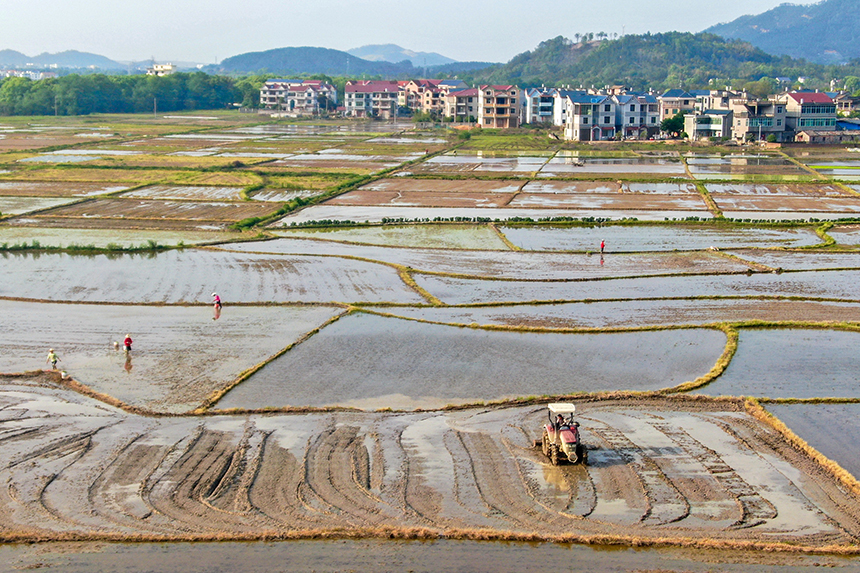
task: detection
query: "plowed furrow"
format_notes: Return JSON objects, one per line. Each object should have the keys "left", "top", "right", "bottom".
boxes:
{"left": 301, "top": 424, "right": 390, "bottom": 527}
{"left": 652, "top": 422, "right": 765, "bottom": 529}
{"left": 247, "top": 433, "right": 321, "bottom": 529}
{"left": 441, "top": 429, "right": 502, "bottom": 529}
{"left": 89, "top": 437, "right": 179, "bottom": 532}
{"left": 204, "top": 422, "right": 269, "bottom": 521}
{"left": 590, "top": 427, "right": 688, "bottom": 526}
{"left": 147, "top": 429, "right": 252, "bottom": 532}
{"left": 458, "top": 431, "right": 557, "bottom": 530}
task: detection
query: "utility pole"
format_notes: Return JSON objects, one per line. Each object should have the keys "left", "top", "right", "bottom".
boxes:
{"left": 153, "top": 96, "right": 157, "bottom": 119}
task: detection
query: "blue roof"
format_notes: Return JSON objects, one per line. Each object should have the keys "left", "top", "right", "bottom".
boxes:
{"left": 703, "top": 109, "right": 732, "bottom": 116}
{"left": 660, "top": 89, "right": 693, "bottom": 98}
{"left": 837, "top": 120, "right": 860, "bottom": 131}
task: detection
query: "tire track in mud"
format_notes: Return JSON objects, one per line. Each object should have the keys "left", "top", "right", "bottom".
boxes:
{"left": 587, "top": 424, "right": 689, "bottom": 526}
{"left": 651, "top": 421, "right": 775, "bottom": 529}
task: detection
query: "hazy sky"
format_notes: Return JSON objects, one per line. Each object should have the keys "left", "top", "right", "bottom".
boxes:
{"left": 1, "top": 0, "right": 794, "bottom": 64}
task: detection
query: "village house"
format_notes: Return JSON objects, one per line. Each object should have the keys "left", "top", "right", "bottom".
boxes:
{"left": 684, "top": 109, "right": 733, "bottom": 140}
{"left": 658, "top": 89, "right": 697, "bottom": 119}
{"left": 344, "top": 80, "right": 400, "bottom": 119}
{"left": 778, "top": 91, "right": 837, "bottom": 136}
{"left": 259, "top": 79, "right": 337, "bottom": 115}
{"left": 477, "top": 85, "right": 519, "bottom": 128}
{"left": 442, "top": 88, "right": 479, "bottom": 122}
{"left": 613, "top": 93, "right": 660, "bottom": 139}
{"left": 522, "top": 87, "right": 556, "bottom": 125}
{"left": 562, "top": 92, "right": 616, "bottom": 141}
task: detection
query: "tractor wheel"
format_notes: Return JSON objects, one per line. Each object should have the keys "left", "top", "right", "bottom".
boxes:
{"left": 550, "top": 446, "right": 560, "bottom": 466}
{"left": 541, "top": 432, "right": 549, "bottom": 457}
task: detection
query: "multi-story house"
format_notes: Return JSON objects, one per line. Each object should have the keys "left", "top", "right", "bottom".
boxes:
{"left": 613, "top": 94, "right": 660, "bottom": 139}
{"left": 522, "top": 87, "right": 556, "bottom": 125}
{"left": 344, "top": 80, "right": 400, "bottom": 119}
{"left": 728, "top": 96, "right": 787, "bottom": 142}
{"left": 562, "top": 93, "right": 615, "bottom": 141}
{"left": 552, "top": 89, "right": 585, "bottom": 126}
{"left": 400, "top": 79, "right": 468, "bottom": 115}
{"left": 442, "top": 88, "right": 479, "bottom": 122}
{"left": 778, "top": 91, "right": 837, "bottom": 136}
{"left": 260, "top": 79, "right": 337, "bottom": 114}
{"left": 684, "top": 110, "right": 733, "bottom": 140}
{"left": 658, "top": 89, "right": 697, "bottom": 120}
{"left": 477, "top": 85, "right": 519, "bottom": 128}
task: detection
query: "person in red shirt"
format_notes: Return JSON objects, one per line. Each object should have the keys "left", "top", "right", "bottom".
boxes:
{"left": 123, "top": 334, "right": 133, "bottom": 353}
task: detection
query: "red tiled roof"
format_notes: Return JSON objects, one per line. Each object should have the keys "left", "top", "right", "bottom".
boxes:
{"left": 787, "top": 92, "right": 834, "bottom": 104}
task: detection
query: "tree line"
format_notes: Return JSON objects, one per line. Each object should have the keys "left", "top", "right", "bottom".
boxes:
{"left": 0, "top": 72, "right": 242, "bottom": 116}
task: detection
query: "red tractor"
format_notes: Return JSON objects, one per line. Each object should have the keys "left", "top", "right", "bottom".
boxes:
{"left": 541, "top": 403, "right": 587, "bottom": 465}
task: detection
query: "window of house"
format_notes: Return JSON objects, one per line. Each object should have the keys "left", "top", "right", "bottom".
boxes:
{"left": 777, "top": 119, "right": 782, "bottom": 126}
{"left": 605, "top": 104, "right": 611, "bottom": 112}
{"left": 604, "top": 116, "right": 610, "bottom": 124}
{"left": 629, "top": 117, "right": 634, "bottom": 124}
{"left": 651, "top": 117, "right": 655, "bottom": 123}
{"left": 583, "top": 117, "right": 588, "bottom": 124}
{"left": 630, "top": 104, "right": 635, "bottom": 111}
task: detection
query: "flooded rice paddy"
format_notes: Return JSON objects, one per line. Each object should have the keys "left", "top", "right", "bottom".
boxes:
{"left": 499, "top": 224, "right": 821, "bottom": 251}
{"left": 371, "top": 299, "right": 860, "bottom": 329}
{"left": 221, "top": 238, "right": 750, "bottom": 280}
{"left": 0, "top": 301, "right": 342, "bottom": 413}
{"left": 766, "top": 403, "right": 860, "bottom": 481}
{"left": 5, "top": 117, "right": 860, "bottom": 565}
{"left": 5, "top": 539, "right": 854, "bottom": 573}
{"left": 273, "top": 223, "right": 510, "bottom": 250}
{"left": 216, "top": 313, "right": 726, "bottom": 410}
{"left": 696, "top": 329, "right": 860, "bottom": 399}
{"left": 413, "top": 269, "right": 860, "bottom": 305}
{"left": 0, "top": 249, "right": 422, "bottom": 304}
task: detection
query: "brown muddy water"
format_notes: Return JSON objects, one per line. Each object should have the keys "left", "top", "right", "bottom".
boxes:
{"left": 695, "top": 329, "right": 860, "bottom": 399}
{"left": 214, "top": 313, "right": 726, "bottom": 410}
{"left": 3, "top": 540, "right": 856, "bottom": 572}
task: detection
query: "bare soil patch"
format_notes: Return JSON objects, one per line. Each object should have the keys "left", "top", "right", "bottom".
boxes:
{"left": 508, "top": 193, "right": 709, "bottom": 210}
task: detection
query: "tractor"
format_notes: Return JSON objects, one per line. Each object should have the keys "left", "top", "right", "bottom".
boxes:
{"left": 540, "top": 403, "right": 587, "bottom": 465}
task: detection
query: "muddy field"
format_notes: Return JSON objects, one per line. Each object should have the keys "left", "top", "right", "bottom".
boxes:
{"left": 273, "top": 224, "right": 510, "bottom": 250}
{"left": 32, "top": 198, "right": 278, "bottom": 222}
{"left": 372, "top": 299, "right": 860, "bottom": 329}
{"left": 498, "top": 224, "right": 822, "bottom": 251}
{"left": 2, "top": 376, "right": 859, "bottom": 549}
{"left": 5, "top": 118, "right": 860, "bottom": 566}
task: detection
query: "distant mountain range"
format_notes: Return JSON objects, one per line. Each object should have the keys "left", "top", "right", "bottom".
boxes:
{"left": 705, "top": 0, "right": 860, "bottom": 64}
{"left": 212, "top": 46, "right": 494, "bottom": 76}
{"left": 347, "top": 44, "right": 456, "bottom": 67}
{"left": 0, "top": 50, "right": 125, "bottom": 70}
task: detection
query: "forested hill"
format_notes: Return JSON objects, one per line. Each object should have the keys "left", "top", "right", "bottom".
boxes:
{"left": 465, "top": 33, "right": 854, "bottom": 91}
{"left": 706, "top": 0, "right": 860, "bottom": 64}
{"left": 214, "top": 47, "right": 413, "bottom": 76}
